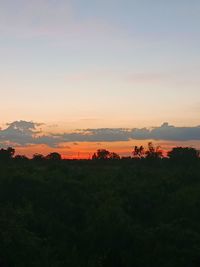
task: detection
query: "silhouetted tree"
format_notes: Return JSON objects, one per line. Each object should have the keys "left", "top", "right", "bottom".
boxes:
{"left": 92, "top": 149, "right": 120, "bottom": 160}
{"left": 145, "top": 142, "right": 163, "bottom": 159}
{"left": 121, "top": 156, "right": 132, "bottom": 160}
{"left": 14, "top": 155, "right": 29, "bottom": 161}
{"left": 92, "top": 153, "right": 97, "bottom": 160}
{"left": 93, "top": 149, "right": 111, "bottom": 160}
{"left": 7, "top": 147, "right": 15, "bottom": 157}
{"left": 133, "top": 146, "right": 145, "bottom": 158}
{"left": 0, "top": 147, "right": 15, "bottom": 161}
{"left": 109, "top": 152, "right": 120, "bottom": 160}
{"left": 46, "top": 152, "right": 62, "bottom": 161}
{"left": 168, "top": 147, "right": 199, "bottom": 163}
{"left": 32, "top": 153, "right": 45, "bottom": 161}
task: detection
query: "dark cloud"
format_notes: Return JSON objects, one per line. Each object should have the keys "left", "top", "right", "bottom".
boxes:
{"left": 131, "top": 123, "right": 200, "bottom": 141}
{"left": 57, "top": 128, "right": 131, "bottom": 142}
{"left": 0, "top": 121, "right": 41, "bottom": 146}
{"left": 0, "top": 121, "right": 200, "bottom": 148}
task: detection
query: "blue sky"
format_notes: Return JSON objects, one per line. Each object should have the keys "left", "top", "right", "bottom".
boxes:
{"left": 0, "top": 0, "right": 200, "bottom": 129}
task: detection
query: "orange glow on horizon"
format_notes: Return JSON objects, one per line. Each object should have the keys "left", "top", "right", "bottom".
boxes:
{"left": 13, "top": 139, "right": 200, "bottom": 159}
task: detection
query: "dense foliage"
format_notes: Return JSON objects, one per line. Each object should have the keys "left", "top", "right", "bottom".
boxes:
{"left": 0, "top": 148, "right": 200, "bottom": 266}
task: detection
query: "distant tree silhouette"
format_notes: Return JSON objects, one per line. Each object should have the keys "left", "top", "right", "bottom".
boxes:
{"left": 92, "top": 149, "right": 120, "bottom": 160}
{"left": 32, "top": 153, "right": 45, "bottom": 161}
{"left": 14, "top": 155, "right": 29, "bottom": 161}
{"left": 7, "top": 147, "right": 15, "bottom": 157}
{"left": 46, "top": 152, "right": 62, "bottom": 161}
{"left": 0, "top": 147, "right": 15, "bottom": 161}
{"left": 109, "top": 152, "right": 120, "bottom": 160}
{"left": 121, "top": 156, "right": 132, "bottom": 160}
{"left": 145, "top": 142, "right": 163, "bottom": 159}
{"left": 92, "top": 153, "right": 97, "bottom": 160}
{"left": 93, "top": 149, "right": 110, "bottom": 160}
{"left": 133, "top": 145, "right": 145, "bottom": 158}
{"left": 168, "top": 147, "right": 199, "bottom": 163}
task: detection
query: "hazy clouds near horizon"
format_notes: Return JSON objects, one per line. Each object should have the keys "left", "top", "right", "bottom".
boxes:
{"left": 1, "top": 121, "right": 200, "bottom": 148}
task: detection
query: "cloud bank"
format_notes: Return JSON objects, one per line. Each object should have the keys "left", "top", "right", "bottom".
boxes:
{"left": 1, "top": 121, "right": 200, "bottom": 148}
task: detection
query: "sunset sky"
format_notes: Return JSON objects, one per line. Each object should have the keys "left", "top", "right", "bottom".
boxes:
{"left": 1, "top": 0, "right": 200, "bottom": 157}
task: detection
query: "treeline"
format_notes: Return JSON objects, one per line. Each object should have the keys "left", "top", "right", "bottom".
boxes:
{"left": 1, "top": 144, "right": 200, "bottom": 266}
{"left": 0, "top": 147, "right": 62, "bottom": 161}
{"left": 0, "top": 142, "right": 200, "bottom": 162}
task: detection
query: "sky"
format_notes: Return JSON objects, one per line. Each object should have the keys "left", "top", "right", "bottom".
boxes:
{"left": 0, "top": 0, "right": 200, "bottom": 157}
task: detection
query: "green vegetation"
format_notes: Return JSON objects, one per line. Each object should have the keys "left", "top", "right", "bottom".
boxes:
{"left": 0, "top": 146, "right": 200, "bottom": 266}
